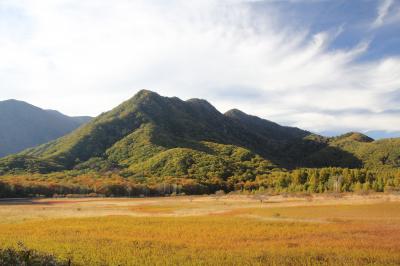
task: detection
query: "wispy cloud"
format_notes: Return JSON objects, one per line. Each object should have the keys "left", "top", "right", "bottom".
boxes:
{"left": 372, "top": 0, "right": 393, "bottom": 28}
{"left": 371, "top": 0, "right": 400, "bottom": 29}
{"left": 0, "top": 0, "right": 399, "bottom": 136}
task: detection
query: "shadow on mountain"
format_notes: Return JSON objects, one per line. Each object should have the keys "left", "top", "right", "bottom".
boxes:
{"left": 298, "top": 143, "right": 363, "bottom": 168}
{"left": 0, "top": 90, "right": 378, "bottom": 175}
{"left": 149, "top": 126, "right": 363, "bottom": 169}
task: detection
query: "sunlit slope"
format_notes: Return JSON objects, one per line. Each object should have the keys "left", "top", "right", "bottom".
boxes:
{"left": 2, "top": 90, "right": 400, "bottom": 176}
{"left": 13, "top": 90, "right": 282, "bottom": 174}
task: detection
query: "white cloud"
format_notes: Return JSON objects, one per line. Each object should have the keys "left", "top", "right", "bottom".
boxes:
{"left": 0, "top": 0, "right": 399, "bottom": 135}
{"left": 371, "top": 0, "right": 400, "bottom": 29}
{"left": 372, "top": 0, "right": 393, "bottom": 28}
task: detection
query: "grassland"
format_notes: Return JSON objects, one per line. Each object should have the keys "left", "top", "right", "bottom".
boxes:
{"left": 0, "top": 194, "right": 399, "bottom": 265}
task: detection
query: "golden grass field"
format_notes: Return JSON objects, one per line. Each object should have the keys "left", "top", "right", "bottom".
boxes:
{"left": 0, "top": 193, "right": 400, "bottom": 265}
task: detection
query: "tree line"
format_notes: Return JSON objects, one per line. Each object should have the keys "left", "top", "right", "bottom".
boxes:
{"left": 0, "top": 167, "right": 399, "bottom": 198}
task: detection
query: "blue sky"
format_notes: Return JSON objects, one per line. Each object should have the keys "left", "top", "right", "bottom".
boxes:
{"left": 254, "top": 0, "right": 400, "bottom": 61}
{"left": 0, "top": 0, "right": 399, "bottom": 138}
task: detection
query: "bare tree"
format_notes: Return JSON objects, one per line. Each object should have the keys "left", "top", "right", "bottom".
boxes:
{"left": 332, "top": 176, "right": 343, "bottom": 193}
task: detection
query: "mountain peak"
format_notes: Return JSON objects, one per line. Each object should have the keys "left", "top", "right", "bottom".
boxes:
{"left": 224, "top": 108, "right": 247, "bottom": 117}
{"left": 1, "top": 99, "right": 34, "bottom": 107}
{"left": 186, "top": 98, "right": 219, "bottom": 113}
{"left": 334, "top": 132, "right": 374, "bottom": 143}
{"left": 127, "top": 89, "right": 162, "bottom": 104}
{"left": 134, "top": 89, "right": 159, "bottom": 98}
{"left": 0, "top": 100, "right": 90, "bottom": 158}
{"left": 186, "top": 98, "right": 211, "bottom": 105}
{"left": 1, "top": 99, "right": 21, "bottom": 103}
{"left": 5, "top": 91, "right": 399, "bottom": 175}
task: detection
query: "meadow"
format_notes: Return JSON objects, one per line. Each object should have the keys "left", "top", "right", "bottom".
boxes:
{"left": 0, "top": 193, "right": 399, "bottom": 265}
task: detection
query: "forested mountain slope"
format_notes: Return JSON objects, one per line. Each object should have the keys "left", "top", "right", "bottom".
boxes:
{"left": 1, "top": 90, "right": 399, "bottom": 177}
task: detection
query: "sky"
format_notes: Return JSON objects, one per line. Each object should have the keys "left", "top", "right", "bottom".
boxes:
{"left": 0, "top": 0, "right": 399, "bottom": 138}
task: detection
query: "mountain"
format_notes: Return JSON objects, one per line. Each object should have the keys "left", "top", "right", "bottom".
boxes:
{"left": 0, "top": 99, "right": 91, "bottom": 158}
{"left": 1, "top": 90, "right": 399, "bottom": 176}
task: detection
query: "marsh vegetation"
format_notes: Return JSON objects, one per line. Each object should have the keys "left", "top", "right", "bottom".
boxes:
{"left": 0, "top": 194, "right": 399, "bottom": 265}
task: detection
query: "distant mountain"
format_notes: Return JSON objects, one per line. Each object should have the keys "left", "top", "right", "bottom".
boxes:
{"left": 1, "top": 90, "right": 399, "bottom": 176}
{"left": 0, "top": 100, "right": 91, "bottom": 157}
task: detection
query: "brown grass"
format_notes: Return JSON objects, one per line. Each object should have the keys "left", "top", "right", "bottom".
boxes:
{"left": 0, "top": 194, "right": 399, "bottom": 265}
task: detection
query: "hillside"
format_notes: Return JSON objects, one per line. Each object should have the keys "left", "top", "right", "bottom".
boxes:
{"left": 0, "top": 100, "right": 91, "bottom": 157}
{"left": 1, "top": 90, "right": 400, "bottom": 178}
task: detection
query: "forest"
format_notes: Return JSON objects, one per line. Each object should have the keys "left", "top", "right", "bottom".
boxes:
{"left": 1, "top": 167, "right": 399, "bottom": 198}
{"left": 1, "top": 91, "right": 400, "bottom": 198}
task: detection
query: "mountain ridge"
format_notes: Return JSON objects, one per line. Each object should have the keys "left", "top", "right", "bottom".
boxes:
{"left": 0, "top": 99, "right": 92, "bottom": 157}
{"left": 1, "top": 90, "right": 399, "bottom": 177}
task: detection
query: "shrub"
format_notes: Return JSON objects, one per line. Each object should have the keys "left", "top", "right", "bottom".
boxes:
{"left": 0, "top": 244, "right": 68, "bottom": 266}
